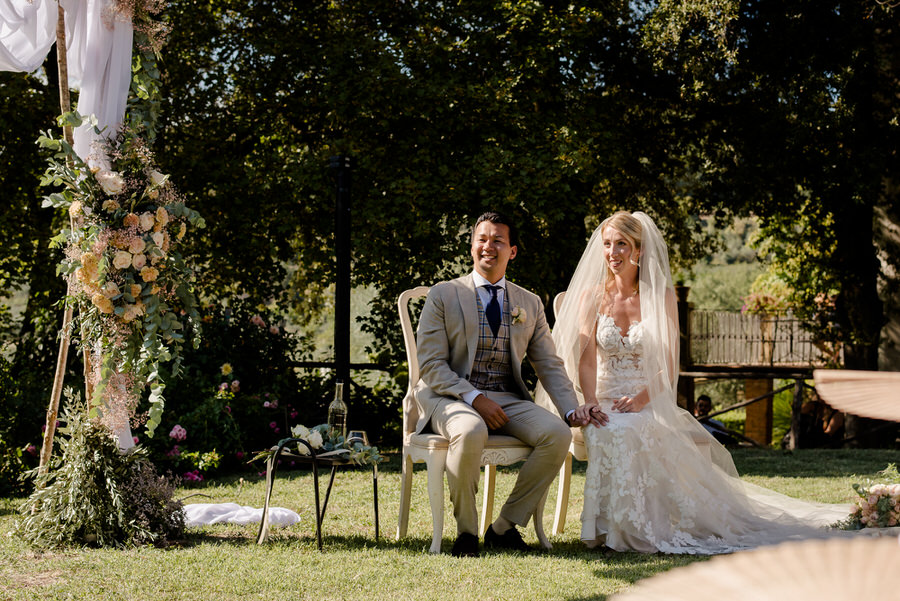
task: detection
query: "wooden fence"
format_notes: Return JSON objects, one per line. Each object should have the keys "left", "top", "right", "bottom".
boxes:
{"left": 688, "top": 310, "right": 835, "bottom": 368}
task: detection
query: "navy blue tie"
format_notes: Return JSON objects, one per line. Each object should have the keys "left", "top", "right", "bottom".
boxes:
{"left": 484, "top": 285, "right": 501, "bottom": 337}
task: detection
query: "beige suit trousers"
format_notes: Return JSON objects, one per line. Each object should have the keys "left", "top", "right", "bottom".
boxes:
{"left": 429, "top": 391, "right": 572, "bottom": 536}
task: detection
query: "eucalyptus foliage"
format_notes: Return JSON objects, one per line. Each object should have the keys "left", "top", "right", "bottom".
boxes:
{"left": 17, "top": 393, "right": 184, "bottom": 548}
{"left": 41, "top": 23, "right": 204, "bottom": 437}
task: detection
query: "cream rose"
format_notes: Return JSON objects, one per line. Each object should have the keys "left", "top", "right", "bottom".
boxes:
{"left": 131, "top": 253, "right": 147, "bottom": 270}
{"left": 307, "top": 430, "right": 324, "bottom": 450}
{"left": 149, "top": 170, "right": 167, "bottom": 187}
{"left": 151, "top": 231, "right": 166, "bottom": 250}
{"left": 102, "top": 199, "right": 120, "bottom": 212}
{"left": 96, "top": 170, "right": 125, "bottom": 196}
{"left": 139, "top": 212, "right": 156, "bottom": 232}
{"left": 147, "top": 188, "right": 159, "bottom": 200}
{"left": 140, "top": 266, "right": 159, "bottom": 282}
{"left": 128, "top": 237, "right": 147, "bottom": 254}
{"left": 101, "top": 282, "right": 120, "bottom": 299}
{"left": 130, "top": 284, "right": 142, "bottom": 297}
{"left": 112, "top": 251, "right": 132, "bottom": 270}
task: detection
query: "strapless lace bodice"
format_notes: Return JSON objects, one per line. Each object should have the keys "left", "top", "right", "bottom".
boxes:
{"left": 595, "top": 313, "right": 646, "bottom": 402}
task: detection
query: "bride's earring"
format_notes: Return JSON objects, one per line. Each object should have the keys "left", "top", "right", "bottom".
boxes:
{"left": 630, "top": 253, "right": 640, "bottom": 267}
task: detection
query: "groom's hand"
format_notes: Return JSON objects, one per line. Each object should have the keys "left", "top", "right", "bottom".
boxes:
{"left": 570, "top": 403, "right": 608, "bottom": 427}
{"left": 472, "top": 394, "right": 509, "bottom": 430}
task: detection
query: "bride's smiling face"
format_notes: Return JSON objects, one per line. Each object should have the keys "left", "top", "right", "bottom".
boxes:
{"left": 602, "top": 227, "right": 639, "bottom": 277}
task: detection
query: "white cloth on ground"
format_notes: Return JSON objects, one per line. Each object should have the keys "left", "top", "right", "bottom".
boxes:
{"left": 184, "top": 502, "right": 300, "bottom": 527}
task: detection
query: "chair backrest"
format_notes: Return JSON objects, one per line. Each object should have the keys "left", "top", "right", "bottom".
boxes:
{"left": 398, "top": 286, "right": 431, "bottom": 436}
{"left": 553, "top": 291, "right": 566, "bottom": 321}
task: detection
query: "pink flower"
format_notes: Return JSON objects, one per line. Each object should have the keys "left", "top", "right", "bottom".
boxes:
{"left": 250, "top": 314, "right": 266, "bottom": 328}
{"left": 269, "top": 326, "right": 280, "bottom": 335}
{"left": 224, "top": 405, "right": 232, "bottom": 414}
{"left": 290, "top": 410, "right": 298, "bottom": 419}
{"left": 235, "top": 451, "right": 244, "bottom": 460}
{"left": 24, "top": 444, "right": 37, "bottom": 456}
{"left": 230, "top": 380, "right": 240, "bottom": 393}
{"left": 269, "top": 421, "right": 278, "bottom": 430}
{"left": 169, "top": 424, "right": 187, "bottom": 441}
{"left": 218, "top": 382, "right": 228, "bottom": 391}
{"left": 132, "top": 437, "right": 139, "bottom": 444}
{"left": 263, "top": 401, "right": 271, "bottom": 408}
{"left": 182, "top": 470, "right": 204, "bottom": 482}
{"left": 166, "top": 445, "right": 181, "bottom": 458}
{"left": 269, "top": 398, "right": 279, "bottom": 409}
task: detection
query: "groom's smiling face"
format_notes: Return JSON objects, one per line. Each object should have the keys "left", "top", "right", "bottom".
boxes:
{"left": 471, "top": 221, "right": 517, "bottom": 283}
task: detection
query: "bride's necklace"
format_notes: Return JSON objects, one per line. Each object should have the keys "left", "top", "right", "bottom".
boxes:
{"left": 603, "top": 284, "right": 638, "bottom": 316}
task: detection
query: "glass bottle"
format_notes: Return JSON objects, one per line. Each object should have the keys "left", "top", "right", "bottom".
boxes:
{"left": 327, "top": 379, "right": 348, "bottom": 439}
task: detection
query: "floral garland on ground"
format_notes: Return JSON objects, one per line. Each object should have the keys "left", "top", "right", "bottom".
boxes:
{"left": 41, "top": 1, "right": 203, "bottom": 438}
{"left": 836, "top": 464, "right": 900, "bottom": 529}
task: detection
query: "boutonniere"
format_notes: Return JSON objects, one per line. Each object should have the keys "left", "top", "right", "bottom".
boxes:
{"left": 511, "top": 306, "right": 526, "bottom": 325}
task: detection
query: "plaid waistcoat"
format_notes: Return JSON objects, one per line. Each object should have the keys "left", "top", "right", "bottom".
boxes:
{"left": 468, "top": 292, "right": 514, "bottom": 393}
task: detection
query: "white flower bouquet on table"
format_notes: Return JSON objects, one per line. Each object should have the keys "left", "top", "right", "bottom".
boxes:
{"left": 252, "top": 423, "right": 383, "bottom": 467}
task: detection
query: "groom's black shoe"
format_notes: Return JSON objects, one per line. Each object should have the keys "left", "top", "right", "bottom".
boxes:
{"left": 483, "top": 524, "right": 530, "bottom": 552}
{"left": 450, "top": 532, "right": 480, "bottom": 557}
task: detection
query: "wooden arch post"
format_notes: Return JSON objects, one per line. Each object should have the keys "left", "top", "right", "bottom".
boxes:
{"left": 38, "top": 3, "right": 84, "bottom": 473}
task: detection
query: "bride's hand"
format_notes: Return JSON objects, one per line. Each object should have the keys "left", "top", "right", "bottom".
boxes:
{"left": 611, "top": 391, "right": 649, "bottom": 413}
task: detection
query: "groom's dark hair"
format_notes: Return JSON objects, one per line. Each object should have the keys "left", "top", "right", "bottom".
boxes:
{"left": 473, "top": 211, "right": 518, "bottom": 248}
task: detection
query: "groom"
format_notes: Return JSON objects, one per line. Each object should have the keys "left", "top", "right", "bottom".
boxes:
{"left": 414, "top": 211, "right": 600, "bottom": 557}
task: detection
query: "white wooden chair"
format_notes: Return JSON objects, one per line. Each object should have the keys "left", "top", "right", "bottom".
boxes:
{"left": 395, "top": 286, "right": 551, "bottom": 553}
{"left": 546, "top": 291, "right": 712, "bottom": 535}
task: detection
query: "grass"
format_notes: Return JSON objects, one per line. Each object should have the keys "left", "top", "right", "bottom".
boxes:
{"left": 1, "top": 448, "right": 897, "bottom": 600}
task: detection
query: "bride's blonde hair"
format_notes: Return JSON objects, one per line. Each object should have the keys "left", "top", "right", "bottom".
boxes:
{"left": 600, "top": 211, "right": 643, "bottom": 283}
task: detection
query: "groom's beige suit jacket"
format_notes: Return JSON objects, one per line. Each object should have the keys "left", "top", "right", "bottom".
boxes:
{"left": 413, "top": 273, "right": 578, "bottom": 433}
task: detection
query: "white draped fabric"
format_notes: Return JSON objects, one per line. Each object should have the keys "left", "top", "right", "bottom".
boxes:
{"left": 0, "top": 0, "right": 133, "bottom": 161}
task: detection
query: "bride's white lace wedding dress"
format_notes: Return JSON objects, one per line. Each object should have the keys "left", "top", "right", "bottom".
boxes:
{"left": 581, "top": 314, "right": 850, "bottom": 554}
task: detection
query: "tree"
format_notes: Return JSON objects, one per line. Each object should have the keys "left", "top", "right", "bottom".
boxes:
{"left": 156, "top": 1, "right": 712, "bottom": 379}
{"left": 644, "top": 0, "right": 900, "bottom": 371}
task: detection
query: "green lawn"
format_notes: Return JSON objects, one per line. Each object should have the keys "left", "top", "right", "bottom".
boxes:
{"left": 1, "top": 448, "right": 896, "bottom": 600}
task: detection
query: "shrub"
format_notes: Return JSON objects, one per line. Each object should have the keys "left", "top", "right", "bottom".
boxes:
{"left": 17, "top": 393, "right": 184, "bottom": 548}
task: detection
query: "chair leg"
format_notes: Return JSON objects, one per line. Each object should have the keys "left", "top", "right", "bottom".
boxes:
{"left": 534, "top": 486, "right": 551, "bottom": 549}
{"left": 480, "top": 464, "right": 497, "bottom": 536}
{"left": 552, "top": 452, "right": 573, "bottom": 535}
{"left": 425, "top": 453, "right": 447, "bottom": 554}
{"left": 396, "top": 453, "right": 414, "bottom": 540}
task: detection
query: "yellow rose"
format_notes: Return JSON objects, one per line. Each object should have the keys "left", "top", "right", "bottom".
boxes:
{"left": 155, "top": 206, "right": 170, "bottom": 227}
{"left": 147, "top": 188, "right": 159, "bottom": 200}
{"left": 130, "top": 284, "right": 142, "bottom": 297}
{"left": 139, "top": 212, "right": 155, "bottom": 232}
{"left": 112, "top": 251, "right": 132, "bottom": 270}
{"left": 177, "top": 222, "right": 187, "bottom": 240}
{"left": 91, "top": 293, "right": 114, "bottom": 314}
{"left": 102, "top": 199, "right": 120, "bottom": 212}
{"left": 131, "top": 253, "right": 147, "bottom": 270}
{"left": 140, "top": 266, "right": 159, "bottom": 282}
{"left": 79, "top": 253, "right": 100, "bottom": 282}
{"left": 123, "top": 213, "right": 140, "bottom": 228}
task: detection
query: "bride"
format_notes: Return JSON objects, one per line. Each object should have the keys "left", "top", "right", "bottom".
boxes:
{"left": 543, "top": 211, "right": 851, "bottom": 554}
